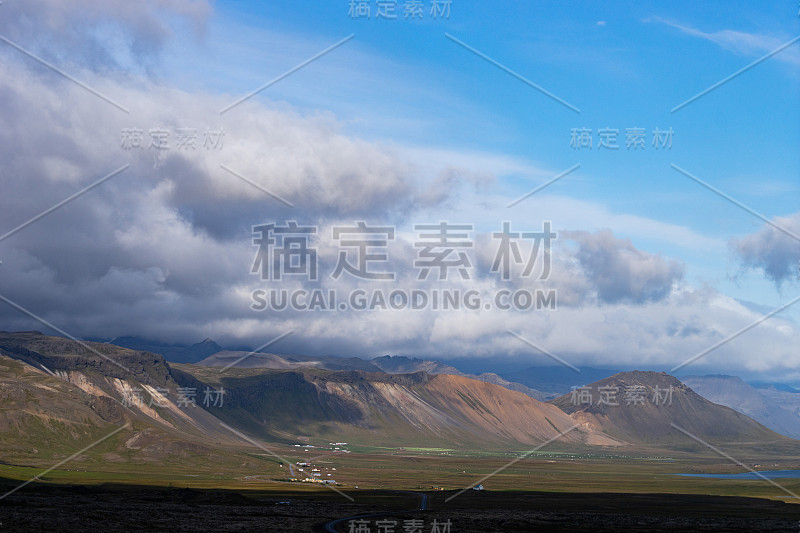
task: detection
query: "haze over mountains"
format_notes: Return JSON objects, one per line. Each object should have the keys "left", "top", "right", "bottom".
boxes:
{"left": 197, "top": 351, "right": 556, "bottom": 401}
{"left": 110, "top": 336, "right": 224, "bottom": 365}
{"left": 109, "top": 337, "right": 623, "bottom": 402}
{"left": 104, "top": 336, "right": 614, "bottom": 399}
{"left": 1, "top": 331, "right": 797, "bottom": 464}
{"left": 682, "top": 375, "right": 800, "bottom": 440}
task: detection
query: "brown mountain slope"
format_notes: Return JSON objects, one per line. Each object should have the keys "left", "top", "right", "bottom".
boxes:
{"left": 200, "top": 352, "right": 555, "bottom": 401}
{"left": 1, "top": 331, "right": 609, "bottom": 459}
{"left": 176, "top": 365, "right": 621, "bottom": 449}
{"left": 0, "top": 332, "right": 246, "bottom": 468}
{"left": 0, "top": 354, "right": 122, "bottom": 460}
{"left": 550, "top": 371, "right": 790, "bottom": 447}
{"left": 372, "top": 355, "right": 557, "bottom": 401}
{"left": 371, "top": 355, "right": 465, "bottom": 375}
{"left": 419, "top": 374, "right": 614, "bottom": 445}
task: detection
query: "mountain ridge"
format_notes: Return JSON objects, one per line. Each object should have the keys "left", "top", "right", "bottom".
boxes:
{"left": 551, "top": 371, "right": 788, "bottom": 446}
{"left": 682, "top": 375, "right": 800, "bottom": 440}
{"left": 174, "top": 363, "right": 623, "bottom": 449}
{"left": 1, "top": 332, "right": 795, "bottom": 467}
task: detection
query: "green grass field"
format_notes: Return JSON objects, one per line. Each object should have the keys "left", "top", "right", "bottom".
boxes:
{"left": 3, "top": 442, "right": 799, "bottom": 504}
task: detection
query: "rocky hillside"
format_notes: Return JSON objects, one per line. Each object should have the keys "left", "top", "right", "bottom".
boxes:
{"left": 681, "top": 375, "right": 800, "bottom": 439}
{"left": 0, "top": 332, "right": 244, "bottom": 469}
{"left": 3, "top": 332, "right": 794, "bottom": 465}
{"left": 551, "top": 371, "right": 788, "bottom": 447}
{"left": 174, "top": 364, "right": 620, "bottom": 448}
{"left": 373, "top": 355, "right": 556, "bottom": 401}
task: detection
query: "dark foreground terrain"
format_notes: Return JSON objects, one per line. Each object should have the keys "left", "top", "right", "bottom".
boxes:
{"left": 1, "top": 480, "right": 799, "bottom": 532}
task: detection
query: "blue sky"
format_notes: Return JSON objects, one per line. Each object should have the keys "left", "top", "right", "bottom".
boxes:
{"left": 0, "top": 0, "right": 798, "bottom": 380}
{"left": 160, "top": 1, "right": 799, "bottom": 306}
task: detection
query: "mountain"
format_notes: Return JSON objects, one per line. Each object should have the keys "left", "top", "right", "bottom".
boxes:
{"left": 682, "top": 375, "right": 800, "bottom": 439}
{"left": 198, "top": 353, "right": 554, "bottom": 400}
{"left": 502, "top": 365, "right": 626, "bottom": 396}
{"left": 197, "top": 350, "right": 384, "bottom": 372}
{"left": 372, "top": 355, "right": 557, "bottom": 401}
{"left": 372, "top": 355, "right": 465, "bottom": 375}
{"left": 550, "top": 371, "right": 788, "bottom": 447}
{"left": 109, "top": 336, "right": 223, "bottom": 364}
{"left": 750, "top": 382, "right": 800, "bottom": 393}
{"left": 0, "top": 332, "right": 247, "bottom": 469}
{"left": 3, "top": 331, "right": 794, "bottom": 463}
{"left": 471, "top": 372, "right": 558, "bottom": 401}
{"left": 173, "top": 338, "right": 224, "bottom": 363}
{"left": 3, "top": 331, "right": 589, "bottom": 453}
{"left": 197, "top": 352, "right": 556, "bottom": 401}
{"left": 173, "top": 364, "right": 621, "bottom": 449}
{"left": 107, "top": 336, "right": 187, "bottom": 360}
{"left": 0, "top": 350, "right": 125, "bottom": 462}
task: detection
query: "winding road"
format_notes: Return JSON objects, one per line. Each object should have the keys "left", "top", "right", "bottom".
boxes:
{"left": 323, "top": 491, "right": 428, "bottom": 533}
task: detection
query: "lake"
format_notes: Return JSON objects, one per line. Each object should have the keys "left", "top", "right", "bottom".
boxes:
{"left": 675, "top": 470, "right": 800, "bottom": 480}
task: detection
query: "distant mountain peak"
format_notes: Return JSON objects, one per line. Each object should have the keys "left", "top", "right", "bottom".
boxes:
{"left": 374, "top": 355, "right": 424, "bottom": 363}
{"left": 109, "top": 336, "right": 222, "bottom": 364}
{"left": 685, "top": 374, "right": 742, "bottom": 381}
{"left": 603, "top": 370, "right": 681, "bottom": 385}
{"left": 551, "top": 371, "right": 783, "bottom": 446}
{"left": 682, "top": 375, "right": 800, "bottom": 439}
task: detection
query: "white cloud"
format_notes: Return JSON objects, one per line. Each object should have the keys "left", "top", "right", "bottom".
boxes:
{"left": 0, "top": 0, "right": 212, "bottom": 70}
{"left": 733, "top": 212, "right": 800, "bottom": 286}
{"left": 0, "top": 4, "right": 797, "bottom": 377}
{"left": 651, "top": 17, "right": 800, "bottom": 68}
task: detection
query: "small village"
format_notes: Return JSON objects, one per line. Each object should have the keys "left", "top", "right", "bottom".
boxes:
{"left": 284, "top": 442, "right": 350, "bottom": 485}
